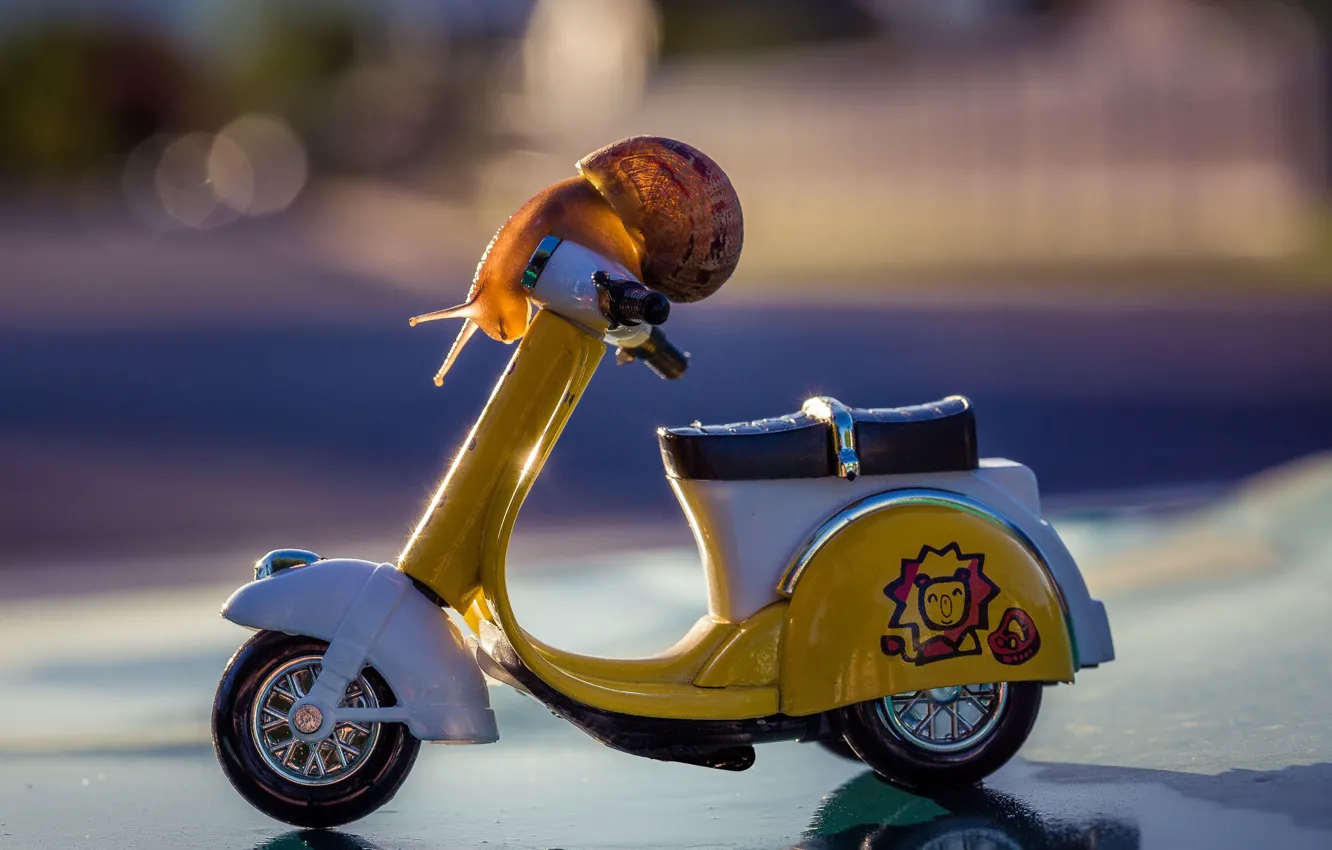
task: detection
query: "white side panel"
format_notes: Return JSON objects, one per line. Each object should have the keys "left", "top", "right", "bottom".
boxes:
{"left": 528, "top": 240, "right": 635, "bottom": 334}
{"left": 977, "top": 458, "right": 1041, "bottom": 516}
{"left": 222, "top": 559, "right": 498, "bottom": 742}
{"left": 670, "top": 463, "right": 1114, "bottom": 668}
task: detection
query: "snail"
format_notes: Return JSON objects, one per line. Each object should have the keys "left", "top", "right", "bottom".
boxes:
{"left": 410, "top": 136, "right": 743, "bottom": 385}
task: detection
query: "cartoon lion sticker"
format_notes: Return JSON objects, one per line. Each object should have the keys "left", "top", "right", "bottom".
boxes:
{"left": 881, "top": 542, "right": 999, "bottom": 665}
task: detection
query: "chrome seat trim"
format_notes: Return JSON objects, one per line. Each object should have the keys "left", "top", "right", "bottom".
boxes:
{"left": 802, "top": 396, "right": 860, "bottom": 481}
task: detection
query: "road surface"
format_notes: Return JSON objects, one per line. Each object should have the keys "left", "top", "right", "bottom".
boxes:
{"left": 4, "top": 288, "right": 1331, "bottom": 565}
{"left": 2, "top": 457, "right": 1330, "bottom": 849}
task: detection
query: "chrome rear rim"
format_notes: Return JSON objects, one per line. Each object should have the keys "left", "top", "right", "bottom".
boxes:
{"left": 878, "top": 682, "right": 1008, "bottom": 753}
{"left": 250, "top": 655, "right": 381, "bottom": 786}
{"left": 917, "top": 827, "right": 1021, "bottom": 850}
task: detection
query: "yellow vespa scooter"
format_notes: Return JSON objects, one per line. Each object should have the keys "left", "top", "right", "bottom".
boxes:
{"left": 211, "top": 137, "right": 1114, "bottom": 828}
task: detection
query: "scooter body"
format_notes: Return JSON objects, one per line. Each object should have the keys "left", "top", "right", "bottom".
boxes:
{"left": 211, "top": 148, "right": 1113, "bottom": 827}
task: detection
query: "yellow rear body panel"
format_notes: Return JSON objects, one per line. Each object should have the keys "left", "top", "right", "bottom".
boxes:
{"left": 779, "top": 502, "right": 1073, "bottom": 717}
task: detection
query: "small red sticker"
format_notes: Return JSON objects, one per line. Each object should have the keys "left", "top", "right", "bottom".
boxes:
{"left": 987, "top": 607, "right": 1041, "bottom": 665}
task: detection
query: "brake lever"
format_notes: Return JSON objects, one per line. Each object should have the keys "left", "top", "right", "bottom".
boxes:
{"left": 615, "top": 326, "right": 689, "bottom": 380}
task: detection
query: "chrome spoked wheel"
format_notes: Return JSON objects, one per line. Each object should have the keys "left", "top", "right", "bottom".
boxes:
{"left": 215, "top": 632, "right": 420, "bottom": 828}
{"left": 878, "top": 683, "right": 1009, "bottom": 753}
{"left": 250, "top": 656, "right": 381, "bottom": 786}
{"left": 840, "top": 680, "right": 1040, "bottom": 790}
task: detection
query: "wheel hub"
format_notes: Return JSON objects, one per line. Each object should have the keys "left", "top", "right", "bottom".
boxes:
{"left": 291, "top": 704, "right": 323, "bottom": 734}
{"left": 879, "top": 682, "right": 1008, "bottom": 753}
{"left": 250, "top": 655, "right": 381, "bottom": 786}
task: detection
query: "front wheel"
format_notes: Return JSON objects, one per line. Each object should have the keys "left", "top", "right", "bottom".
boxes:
{"left": 840, "top": 681, "right": 1041, "bottom": 792}
{"left": 212, "top": 630, "right": 420, "bottom": 828}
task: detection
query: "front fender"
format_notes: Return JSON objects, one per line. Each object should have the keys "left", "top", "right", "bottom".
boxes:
{"left": 223, "top": 559, "right": 497, "bottom": 743}
{"left": 779, "top": 496, "right": 1076, "bottom": 717}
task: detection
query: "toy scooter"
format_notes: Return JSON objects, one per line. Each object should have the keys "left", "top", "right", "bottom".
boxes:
{"left": 211, "top": 137, "right": 1114, "bottom": 828}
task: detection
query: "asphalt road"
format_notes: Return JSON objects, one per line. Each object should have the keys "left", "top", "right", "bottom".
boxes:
{"left": 2, "top": 462, "right": 1330, "bottom": 849}
{"left": 4, "top": 288, "right": 1332, "bottom": 562}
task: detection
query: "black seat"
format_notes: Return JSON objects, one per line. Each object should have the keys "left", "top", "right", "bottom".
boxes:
{"left": 657, "top": 395, "right": 977, "bottom": 481}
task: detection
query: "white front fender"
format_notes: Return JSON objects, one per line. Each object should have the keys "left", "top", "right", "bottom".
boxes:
{"left": 222, "top": 559, "right": 498, "bottom": 743}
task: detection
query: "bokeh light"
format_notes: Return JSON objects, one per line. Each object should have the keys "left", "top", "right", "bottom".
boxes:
{"left": 154, "top": 132, "right": 246, "bottom": 229}
{"left": 519, "top": 0, "right": 660, "bottom": 135}
{"left": 213, "top": 115, "right": 308, "bottom": 216}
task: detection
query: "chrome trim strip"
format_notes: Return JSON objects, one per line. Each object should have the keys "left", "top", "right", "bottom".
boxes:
{"left": 255, "top": 548, "right": 321, "bottom": 580}
{"left": 521, "top": 234, "right": 563, "bottom": 291}
{"left": 802, "top": 396, "right": 860, "bottom": 480}
{"left": 774, "top": 489, "right": 1068, "bottom": 618}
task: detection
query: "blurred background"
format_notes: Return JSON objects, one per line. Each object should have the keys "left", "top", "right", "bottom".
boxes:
{"left": 2, "top": 0, "right": 1331, "bottom": 592}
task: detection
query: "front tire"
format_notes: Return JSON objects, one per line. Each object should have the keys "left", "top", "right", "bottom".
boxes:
{"left": 212, "top": 630, "right": 420, "bottom": 828}
{"left": 840, "top": 682, "right": 1041, "bottom": 791}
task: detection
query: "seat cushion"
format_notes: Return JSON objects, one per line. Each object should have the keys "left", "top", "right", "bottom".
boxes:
{"left": 658, "top": 395, "right": 978, "bottom": 481}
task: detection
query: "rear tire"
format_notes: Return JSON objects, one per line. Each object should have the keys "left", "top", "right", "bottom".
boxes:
{"left": 212, "top": 630, "right": 420, "bottom": 828}
{"left": 840, "top": 682, "right": 1041, "bottom": 791}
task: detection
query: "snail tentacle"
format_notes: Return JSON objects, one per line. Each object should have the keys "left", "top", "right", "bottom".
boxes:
{"left": 432, "top": 318, "right": 479, "bottom": 387}
{"left": 409, "top": 300, "right": 476, "bottom": 328}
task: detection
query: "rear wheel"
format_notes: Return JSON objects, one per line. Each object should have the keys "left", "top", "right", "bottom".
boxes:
{"left": 212, "top": 630, "right": 420, "bottom": 828}
{"left": 840, "top": 682, "right": 1041, "bottom": 791}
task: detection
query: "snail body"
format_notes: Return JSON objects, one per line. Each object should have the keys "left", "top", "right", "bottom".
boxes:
{"left": 458, "top": 177, "right": 644, "bottom": 344}
{"left": 411, "top": 136, "right": 742, "bottom": 385}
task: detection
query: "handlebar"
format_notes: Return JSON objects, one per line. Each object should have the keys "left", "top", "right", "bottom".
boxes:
{"left": 615, "top": 326, "right": 690, "bottom": 380}
{"left": 593, "top": 272, "right": 687, "bottom": 380}
{"left": 593, "top": 272, "right": 671, "bottom": 328}
{"left": 610, "top": 286, "right": 671, "bottom": 327}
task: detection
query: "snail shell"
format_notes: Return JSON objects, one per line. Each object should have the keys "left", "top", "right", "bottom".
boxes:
{"left": 410, "top": 136, "right": 742, "bottom": 384}
{"left": 577, "top": 136, "right": 743, "bottom": 303}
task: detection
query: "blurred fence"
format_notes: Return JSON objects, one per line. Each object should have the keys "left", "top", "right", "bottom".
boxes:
{"left": 483, "top": 0, "right": 1327, "bottom": 280}
{"left": 0, "top": 0, "right": 1325, "bottom": 287}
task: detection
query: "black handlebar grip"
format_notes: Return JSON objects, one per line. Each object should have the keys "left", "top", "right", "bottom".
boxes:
{"left": 611, "top": 287, "right": 671, "bottom": 327}
{"left": 622, "top": 326, "right": 689, "bottom": 380}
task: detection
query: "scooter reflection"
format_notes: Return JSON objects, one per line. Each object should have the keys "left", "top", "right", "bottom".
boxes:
{"left": 251, "top": 830, "right": 385, "bottom": 850}
{"left": 795, "top": 772, "right": 1139, "bottom": 850}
